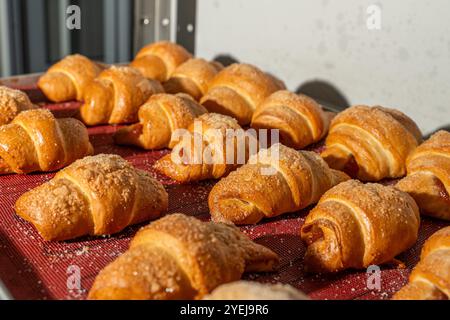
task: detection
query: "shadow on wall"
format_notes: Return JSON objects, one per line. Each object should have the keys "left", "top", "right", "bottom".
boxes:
{"left": 296, "top": 80, "right": 350, "bottom": 111}
{"left": 213, "top": 54, "right": 240, "bottom": 67}
{"left": 425, "top": 125, "right": 450, "bottom": 139}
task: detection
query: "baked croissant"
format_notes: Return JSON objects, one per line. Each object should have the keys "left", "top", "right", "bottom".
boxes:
{"left": 114, "top": 93, "right": 207, "bottom": 150}
{"left": 163, "top": 58, "right": 223, "bottom": 100}
{"left": 209, "top": 144, "right": 350, "bottom": 225}
{"left": 300, "top": 179, "right": 420, "bottom": 273}
{"left": 79, "top": 66, "right": 163, "bottom": 125}
{"left": 15, "top": 154, "right": 168, "bottom": 241}
{"left": 0, "top": 86, "right": 37, "bottom": 125}
{"left": 38, "top": 54, "right": 102, "bottom": 102}
{"left": 0, "top": 109, "right": 93, "bottom": 175}
{"left": 130, "top": 41, "right": 192, "bottom": 82}
{"left": 88, "top": 213, "right": 279, "bottom": 300}
{"left": 396, "top": 130, "right": 450, "bottom": 220}
{"left": 251, "top": 90, "right": 330, "bottom": 149}
{"left": 200, "top": 63, "right": 286, "bottom": 125}
{"left": 154, "top": 113, "right": 253, "bottom": 182}
{"left": 321, "top": 105, "right": 422, "bottom": 181}
{"left": 204, "top": 281, "right": 308, "bottom": 300}
{"left": 392, "top": 226, "right": 450, "bottom": 300}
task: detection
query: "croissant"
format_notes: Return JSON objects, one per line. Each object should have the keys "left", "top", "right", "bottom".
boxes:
{"left": 130, "top": 41, "right": 192, "bottom": 82}
{"left": 251, "top": 90, "right": 330, "bottom": 149}
{"left": 88, "top": 213, "right": 279, "bottom": 300}
{"left": 321, "top": 105, "right": 422, "bottom": 181}
{"left": 154, "top": 113, "right": 253, "bottom": 182}
{"left": 396, "top": 130, "right": 450, "bottom": 220}
{"left": 209, "top": 144, "right": 349, "bottom": 225}
{"left": 79, "top": 66, "right": 163, "bottom": 125}
{"left": 204, "top": 281, "right": 308, "bottom": 300}
{"left": 0, "top": 109, "right": 93, "bottom": 175}
{"left": 37, "top": 54, "right": 102, "bottom": 102}
{"left": 392, "top": 226, "right": 450, "bottom": 300}
{"left": 300, "top": 179, "right": 420, "bottom": 273}
{"left": 15, "top": 154, "right": 168, "bottom": 241}
{"left": 0, "top": 86, "right": 37, "bottom": 125}
{"left": 200, "top": 63, "right": 286, "bottom": 125}
{"left": 114, "top": 93, "right": 207, "bottom": 150}
{"left": 163, "top": 58, "right": 223, "bottom": 100}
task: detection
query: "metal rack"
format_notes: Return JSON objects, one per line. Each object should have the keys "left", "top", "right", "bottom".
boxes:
{"left": 0, "top": 0, "right": 196, "bottom": 77}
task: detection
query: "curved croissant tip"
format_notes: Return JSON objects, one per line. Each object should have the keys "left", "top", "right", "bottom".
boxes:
{"left": 301, "top": 224, "right": 343, "bottom": 273}
{"left": 209, "top": 198, "right": 265, "bottom": 225}
{"left": 38, "top": 72, "right": 76, "bottom": 103}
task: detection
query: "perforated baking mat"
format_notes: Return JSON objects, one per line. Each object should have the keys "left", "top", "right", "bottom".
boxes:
{"left": 0, "top": 81, "right": 448, "bottom": 300}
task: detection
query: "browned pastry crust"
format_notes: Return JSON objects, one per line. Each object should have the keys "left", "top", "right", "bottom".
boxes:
{"left": 204, "top": 281, "right": 308, "bottom": 300}
{"left": 300, "top": 180, "right": 420, "bottom": 273}
{"left": 114, "top": 93, "right": 207, "bottom": 150}
{"left": 251, "top": 90, "right": 330, "bottom": 149}
{"left": 0, "top": 86, "right": 37, "bottom": 125}
{"left": 154, "top": 113, "right": 253, "bottom": 182}
{"left": 88, "top": 213, "right": 279, "bottom": 300}
{"left": 209, "top": 144, "right": 349, "bottom": 225}
{"left": 393, "top": 226, "right": 450, "bottom": 300}
{"left": 396, "top": 130, "right": 450, "bottom": 220}
{"left": 79, "top": 66, "right": 163, "bottom": 125}
{"left": 0, "top": 109, "right": 93, "bottom": 175}
{"left": 321, "top": 105, "right": 423, "bottom": 181}
{"left": 163, "top": 58, "right": 223, "bottom": 100}
{"left": 15, "top": 154, "right": 168, "bottom": 241}
{"left": 130, "top": 41, "right": 192, "bottom": 82}
{"left": 37, "top": 54, "right": 102, "bottom": 102}
{"left": 200, "top": 63, "right": 286, "bottom": 125}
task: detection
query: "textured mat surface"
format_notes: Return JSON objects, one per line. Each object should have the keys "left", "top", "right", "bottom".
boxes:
{"left": 0, "top": 83, "right": 448, "bottom": 300}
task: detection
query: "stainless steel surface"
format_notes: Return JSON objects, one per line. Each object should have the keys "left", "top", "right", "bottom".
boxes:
{"left": 58, "top": 0, "right": 71, "bottom": 57}
{"left": 0, "top": 280, "right": 13, "bottom": 300}
{"left": 104, "top": 0, "right": 132, "bottom": 63}
{"left": 134, "top": 0, "right": 175, "bottom": 55}
{"left": 154, "top": 0, "right": 172, "bottom": 42}
{"left": 24, "top": 0, "right": 48, "bottom": 72}
{"left": 176, "top": 0, "right": 196, "bottom": 54}
{"left": 133, "top": 0, "right": 156, "bottom": 54}
{"left": 0, "top": 0, "right": 24, "bottom": 76}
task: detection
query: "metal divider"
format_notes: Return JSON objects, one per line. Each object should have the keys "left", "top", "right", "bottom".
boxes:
{"left": 0, "top": 0, "right": 24, "bottom": 76}
{"left": 176, "top": 0, "right": 196, "bottom": 54}
{"left": 133, "top": 0, "right": 196, "bottom": 55}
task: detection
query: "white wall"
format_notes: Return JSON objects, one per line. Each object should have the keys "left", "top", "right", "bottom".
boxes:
{"left": 196, "top": 0, "right": 450, "bottom": 135}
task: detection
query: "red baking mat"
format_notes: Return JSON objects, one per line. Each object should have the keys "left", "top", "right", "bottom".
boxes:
{"left": 0, "top": 84, "right": 448, "bottom": 300}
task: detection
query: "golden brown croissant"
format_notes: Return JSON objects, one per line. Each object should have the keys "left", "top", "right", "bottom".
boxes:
{"left": 163, "top": 58, "right": 223, "bottom": 100}
{"left": 130, "top": 41, "right": 192, "bottom": 82}
{"left": 114, "top": 93, "right": 207, "bottom": 150}
{"left": 200, "top": 63, "right": 286, "bottom": 125}
{"left": 209, "top": 143, "right": 349, "bottom": 225}
{"left": 300, "top": 179, "right": 420, "bottom": 273}
{"left": 321, "top": 105, "right": 422, "bottom": 181}
{"left": 204, "top": 281, "right": 308, "bottom": 300}
{"left": 37, "top": 54, "right": 102, "bottom": 102}
{"left": 392, "top": 226, "right": 450, "bottom": 300}
{"left": 396, "top": 130, "right": 450, "bottom": 220}
{"left": 154, "top": 113, "right": 253, "bottom": 182}
{"left": 0, "top": 109, "right": 93, "bottom": 175}
{"left": 0, "top": 86, "right": 37, "bottom": 125}
{"left": 251, "top": 90, "right": 330, "bottom": 149}
{"left": 79, "top": 66, "right": 163, "bottom": 125}
{"left": 15, "top": 154, "right": 168, "bottom": 241}
{"left": 88, "top": 213, "right": 279, "bottom": 300}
